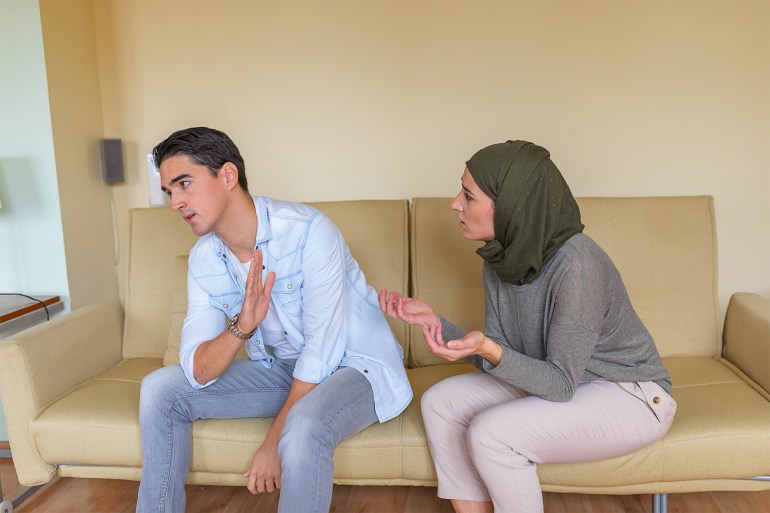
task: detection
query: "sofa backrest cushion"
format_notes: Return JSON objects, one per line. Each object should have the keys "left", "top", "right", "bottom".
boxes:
{"left": 307, "top": 200, "right": 410, "bottom": 357}
{"left": 163, "top": 255, "right": 188, "bottom": 365}
{"left": 164, "top": 255, "right": 248, "bottom": 365}
{"left": 408, "top": 198, "right": 486, "bottom": 367}
{"left": 126, "top": 200, "right": 410, "bottom": 361}
{"left": 124, "top": 208, "right": 198, "bottom": 359}
{"left": 409, "top": 196, "right": 720, "bottom": 367}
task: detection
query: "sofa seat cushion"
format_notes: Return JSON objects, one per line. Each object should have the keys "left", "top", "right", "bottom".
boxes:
{"left": 538, "top": 357, "right": 770, "bottom": 490}
{"left": 34, "top": 358, "right": 162, "bottom": 466}
{"left": 36, "top": 355, "right": 770, "bottom": 488}
{"left": 659, "top": 357, "right": 770, "bottom": 481}
{"left": 187, "top": 413, "right": 406, "bottom": 480}
{"left": 33, "top": 358, "right": 475, "bottom": 483}
{"left": 405, "top": 356, "right": 770, "bottom": 489}
{"left": 190, "top": 363, "right": 472, "bottom": 482}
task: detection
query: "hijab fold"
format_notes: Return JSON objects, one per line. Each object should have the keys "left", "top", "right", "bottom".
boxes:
{"left": 466, "top": 140, "right": 584, "bottom": 285}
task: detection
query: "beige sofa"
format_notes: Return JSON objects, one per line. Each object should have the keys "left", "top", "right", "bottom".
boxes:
{"left": 2, "top": 196, "right": 770, "bottom": 512}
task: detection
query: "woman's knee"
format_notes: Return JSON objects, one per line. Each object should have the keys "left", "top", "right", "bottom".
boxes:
{"left": 467, "top": 409, "right": 496, "bottom": 453}
{"left": 467, "top": 408, "right": 524, "bottom": 463}
{"left": 468, "top": 405, "right": 546, "bottom": 473}
{"left": 420, "top": 379, "right": 461, "bottom": 423}
{"left": 420, "top": 382, "right": 441, "bottom": 418}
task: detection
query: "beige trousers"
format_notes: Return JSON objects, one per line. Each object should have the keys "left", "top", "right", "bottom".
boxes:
{"left": 421, "top": 372, "right": 676, "bottom": 513}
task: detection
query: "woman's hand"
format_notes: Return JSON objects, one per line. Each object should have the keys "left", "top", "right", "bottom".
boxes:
{"left": 378, "top": 289, "right": 440, "bottom": 326}
{"left": 422, "top": 324, "right": 502, "bottom": 365}
{"left": 243, "top": 443, "right": 282, "bottom": 495}
{"left": 237, "top": 249, "right": 276, "bottom": 333}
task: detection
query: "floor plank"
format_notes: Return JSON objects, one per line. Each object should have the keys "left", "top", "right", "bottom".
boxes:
{"left": 4, "top": 458, "right": 770, "bottom": 512}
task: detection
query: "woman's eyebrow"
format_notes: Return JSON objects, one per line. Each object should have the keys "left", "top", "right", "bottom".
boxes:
{"left": 462, "top": 183, "right": 475, "bottom": 196}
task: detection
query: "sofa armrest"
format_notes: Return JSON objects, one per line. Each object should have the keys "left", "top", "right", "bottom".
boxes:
{"left": 723, "top": 292, "right": 770, "bottom": 396}
{"left": 0, "top": 301, "right": 124, "bottom": 485}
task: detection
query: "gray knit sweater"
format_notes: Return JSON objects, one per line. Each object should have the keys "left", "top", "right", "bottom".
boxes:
{"left": 441, "top": 233, "right": 672, "bottom": 402}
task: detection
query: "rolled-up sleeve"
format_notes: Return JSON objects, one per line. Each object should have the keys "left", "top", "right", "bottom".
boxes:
{"left": 291, "top": 214, "right": 348, "bottom": 384}
{"left": 179, "top": 270, "right": 226, "bottom": 389}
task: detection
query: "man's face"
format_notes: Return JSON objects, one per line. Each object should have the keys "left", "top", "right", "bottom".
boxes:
{"left": 160, "top": 154, "right": 228, "bottom": 237}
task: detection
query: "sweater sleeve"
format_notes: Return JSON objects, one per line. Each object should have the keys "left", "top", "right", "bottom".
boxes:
{"left": 484, "top": 327, "right": 599, "bottom": 401}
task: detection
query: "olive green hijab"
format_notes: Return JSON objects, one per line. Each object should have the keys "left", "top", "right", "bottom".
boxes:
{"left": 466, "top": 140, "right": 584, "bottom": 285}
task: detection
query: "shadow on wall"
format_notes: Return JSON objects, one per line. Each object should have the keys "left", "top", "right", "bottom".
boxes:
{"left": 0, "top": 158, "right": 52, "bottom": 215}
{"left": 0, "top": 158, "right": 54, "bottom": 290}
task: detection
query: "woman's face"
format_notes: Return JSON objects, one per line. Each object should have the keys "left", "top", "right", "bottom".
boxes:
{"left": 451, "top": 167, "right": 496, "bottom": 241}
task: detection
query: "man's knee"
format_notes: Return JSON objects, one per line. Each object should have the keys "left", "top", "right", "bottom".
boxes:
{"left": 139, "top": 365, "right": 188, "bottom": 416}
{"left": 279, "top": 402, "right": 335, "bottom": 464}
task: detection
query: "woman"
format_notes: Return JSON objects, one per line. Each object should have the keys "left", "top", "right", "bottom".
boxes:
{"left": 378, "top": 140, "right": 676, "bottom": 513}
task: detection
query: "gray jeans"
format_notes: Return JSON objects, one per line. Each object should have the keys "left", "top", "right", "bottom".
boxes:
{"left": 136, "top": 359, "right": 378, "bottom": 513}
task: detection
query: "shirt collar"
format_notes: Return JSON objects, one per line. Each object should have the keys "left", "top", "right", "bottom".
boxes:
{"left": 253, "top": 195, "right": 271, "bottom": 246}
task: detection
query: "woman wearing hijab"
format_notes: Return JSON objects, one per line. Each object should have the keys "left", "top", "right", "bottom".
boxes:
{"left": 379, "top": 140, "right": 676, "bottom": 513}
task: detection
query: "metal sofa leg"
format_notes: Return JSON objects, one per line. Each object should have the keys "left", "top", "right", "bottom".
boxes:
{"left": 652, "top": 493, "right": 668, "bottom": 513}
{"left": 0, "top": 477, "right": 44, "bottom": 513}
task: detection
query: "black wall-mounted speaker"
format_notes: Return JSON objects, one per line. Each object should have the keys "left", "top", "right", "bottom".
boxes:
{"left": 101, "top": 138, "right": 124, "bottom": 183}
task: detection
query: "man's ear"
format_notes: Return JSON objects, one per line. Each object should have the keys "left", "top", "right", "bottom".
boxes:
{"left": 221, "top": 162, "right": 239, "bottom": 191}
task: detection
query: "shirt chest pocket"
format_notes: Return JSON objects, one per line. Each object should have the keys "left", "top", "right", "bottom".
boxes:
{"left": 209, "top": 292, "right": 243, "bottom": 319}
{"left": 273, "top": 272, "right": 303, "bottom": 315}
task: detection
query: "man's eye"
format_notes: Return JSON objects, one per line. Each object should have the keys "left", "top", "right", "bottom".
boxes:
{"left": 164, "top": 190, "right": 171, "bottom": 198}
{"left": 181, "top": 181, "right": 190, "bottom": 188}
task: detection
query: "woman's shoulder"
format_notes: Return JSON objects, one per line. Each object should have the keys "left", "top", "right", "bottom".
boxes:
{"left": 561, "top": 233, "right": 611, "bottom": 261}
{"left": 484, "top": 234, "right": 619, "bottom": 289}
{"left": 562, "top": 232, "right": 599, "bottom": 251}
{"left": 547, "top": 233, "right": 620, "bottom": 281}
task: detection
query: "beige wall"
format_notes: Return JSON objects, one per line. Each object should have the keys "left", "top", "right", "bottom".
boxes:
{"left": 40, "top": 0, "right": 119, "bottom": 309}
{"left": 83, "top": 0, "right": 768, "bottom": 312}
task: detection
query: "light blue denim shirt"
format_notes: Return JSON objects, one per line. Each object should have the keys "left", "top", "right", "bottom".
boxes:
{"left": 180, "top": 195, "right": 413, "bottom": 422}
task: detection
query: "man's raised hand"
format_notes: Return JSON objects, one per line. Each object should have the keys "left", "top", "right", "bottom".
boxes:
{"left": 237, "top": 249, "right": 275, "bottom": 334}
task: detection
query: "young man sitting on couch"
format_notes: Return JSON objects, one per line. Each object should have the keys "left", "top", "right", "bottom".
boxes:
{"left": 136, "top": 127, "right": 412, "bottom": 513}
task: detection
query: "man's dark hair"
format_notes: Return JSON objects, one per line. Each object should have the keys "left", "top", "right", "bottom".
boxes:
{"left": 153, "top": 127, "right": 249, "bottom": 192}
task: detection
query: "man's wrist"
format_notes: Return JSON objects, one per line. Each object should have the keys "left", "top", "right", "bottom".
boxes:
{"left": 226, "top": 314, "right": 258, "bottom": 340}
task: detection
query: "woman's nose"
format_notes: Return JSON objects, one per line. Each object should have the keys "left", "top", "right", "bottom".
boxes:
{"left": 450, "top": 192, "right": 463, "bottom": 211}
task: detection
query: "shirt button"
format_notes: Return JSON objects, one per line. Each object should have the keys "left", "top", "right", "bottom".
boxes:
{"left": 223, "top": 304, "right": 228, "bottom": 308}
{"left": 363, "top": 369, "right": 368, "bottom": 374}
{"left": 652, "top": 396, "right": 661, "bottom": 404}
{"left": 287, "top": 284, "right": 293, "bottom": 289}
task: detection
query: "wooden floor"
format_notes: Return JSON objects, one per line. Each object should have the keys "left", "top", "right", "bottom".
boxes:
{"left": 3, "top": 458, "right": 770, "bottom": 512}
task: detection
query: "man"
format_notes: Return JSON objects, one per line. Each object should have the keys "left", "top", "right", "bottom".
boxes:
{"left": 137, "top": 127, "right": 412, "bottom": 513}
